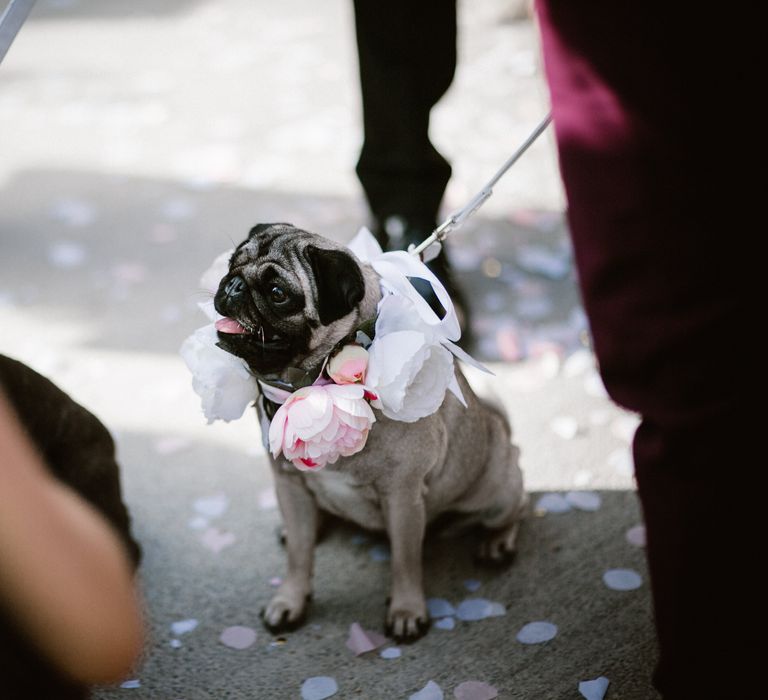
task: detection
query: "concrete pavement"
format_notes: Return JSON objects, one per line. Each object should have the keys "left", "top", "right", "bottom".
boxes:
{"left": 0, "top": 1, "right": 657, "bottom": 697}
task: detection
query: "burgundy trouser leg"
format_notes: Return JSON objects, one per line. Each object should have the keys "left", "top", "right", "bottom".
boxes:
{"left": 536, "top": 2, "right": 755, "bottom": 697}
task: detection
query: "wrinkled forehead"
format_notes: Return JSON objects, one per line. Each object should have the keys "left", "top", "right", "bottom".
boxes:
{"left": 231, "top": 225, "right": 303, "bottom": 265}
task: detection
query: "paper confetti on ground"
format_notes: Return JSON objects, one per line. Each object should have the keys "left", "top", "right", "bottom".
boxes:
{"left": 169, "top": 639, "right": 182, "bottom": 648}
{"left": 48, "top": 241, "right": 88, "bottom": 269}
{"left": 193, "top": 493, "right": 229, "bottom": 518}
{"left": 603, "top": 569, "right": 643, "bottom": 591}
{"left": 200, "top": 527, "right": 236, "bottom": 553}
{"left": 153, "top": 436, "right": 190, "bottom": 455}
{"left": 301, "top": 676, "right": 339, "bottom": 700}
{"left": 516, "top": 621, "right": 558, "bottom": 644}
{"left": 562, "top": 349, "right": 594, "bottom": 378}
{"left": 550, "top": 415, "right": 579, "bottom": 439}
{"left": 219, "top": 625, "right": 257, "bottom": 650}
{"left": 120, "top": 680, "right": 141, "bottom": 689}
{"left": 435, "top": 617, "right": 456, "bottom": 630}
{"left": 346, "top": 622, "right": 388, "bottom": 656}
{"left": 454, "top": 681, "right": 499, "bottom": 700}
{"left": 572, "top": 470, "right": 593, "bottom": 487}
{"left": 463, "top": 579, "right": 482, "bottom": 592}
{"left": 50, "top": 198, "right": 96, "bottom": 227}
{"left": 607, "top": 448, "right": 634, "bottom": 477}
{"left": 427, "top": 598, "right": 456, "bottom": 619}
{"left": 565, "top": 491, "right": 602, "bottom": 512}
{"left": 170, "top": 618, "right": 198, "bottom": 635}
{"left": 369, "top": 543, "right": 391, "bottom": 561}
{"left": 380, "top": 647, "right": 402, "bottom": 659}
{"left": 535, "top": 493, "right": 571, "bottom": 514}
{"left": 625, "top": 525, "right": 646, "bottom": 547}
{"left": 578, "top": 676, "right": 610, "bottom": 700}
{"left": 257, "top": 488, "right": 278, "bottom": 510}
{"left": 455, "top": 599, "right": 506, "bottom": 622}
{"left": 410, "top": 680, "right": 444, "bottom": 700}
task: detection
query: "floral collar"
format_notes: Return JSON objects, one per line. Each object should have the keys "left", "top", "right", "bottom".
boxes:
{"left": 180, "top": 228, "right": 489, "bottom": 471}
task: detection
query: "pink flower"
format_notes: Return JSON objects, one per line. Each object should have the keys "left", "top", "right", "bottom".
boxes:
{"left": 327, "top": 344, "right": 369, "bottom": 385}
{"left": 268, "top": 383, "right": 376, "bottom": 471}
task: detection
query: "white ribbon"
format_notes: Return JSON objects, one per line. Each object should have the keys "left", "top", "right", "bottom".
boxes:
{"left": 347, "top": 227, "right": 491, "bottom": 383}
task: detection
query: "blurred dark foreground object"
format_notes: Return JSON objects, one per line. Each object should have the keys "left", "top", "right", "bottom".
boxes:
{"left": 0, "top": 353, "right": 141, "bottom": 699}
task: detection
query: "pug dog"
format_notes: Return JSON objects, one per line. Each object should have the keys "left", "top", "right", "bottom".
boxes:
{"left": 214, "top": 223, "right": 526, "bottom": 641}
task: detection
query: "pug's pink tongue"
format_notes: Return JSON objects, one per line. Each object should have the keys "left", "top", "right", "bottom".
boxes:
{"left": 215, "top": 317, "right": 249, "bottom": 334}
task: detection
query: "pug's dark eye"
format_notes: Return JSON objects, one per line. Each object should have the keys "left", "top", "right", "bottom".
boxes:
{"left": 269, "top": 285, "right": 288, "bottom": 304}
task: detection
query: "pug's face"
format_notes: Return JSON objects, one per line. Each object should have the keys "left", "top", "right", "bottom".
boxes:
{"left": 213, "top": 223, "right": 369, "bottom": 377}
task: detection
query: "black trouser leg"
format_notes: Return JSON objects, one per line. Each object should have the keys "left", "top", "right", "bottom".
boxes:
{"left": 352, "top": 0, "right": 457, "bottom": 230}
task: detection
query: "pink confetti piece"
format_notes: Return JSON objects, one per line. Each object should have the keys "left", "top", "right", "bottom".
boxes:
{"left": 345, "top": 622, "right": 388, "bottom": 656}
{"left": 269, "top": 576, "right": 283, "bottom": 587}
{"left": 120, "top": 679, "right": 141, "bottom": 689}
{"left": 219, "top": 625, "right": 257, "bottom": 650}
{"left": 454, "top": 681, "right": 499, "bottom": 700}
{"left": 625, "top": 525, "right": 646, "bottom": 547}
{"left": 148, "top": 223, "right": 178, "bottom": 243}
{"left": 410, "top": 680, "right": 444, "bottom": 700}
{"left": 496, "top": 326, "right": 523, "bottom": 362}
{"left": 603, "top": 569, "right": 642, "bottom": 591}
{"left": 301, "top": 676, "right": 338, "bottom": 700}
{"left": 111, "top": 262, "right": 147, "bottom": 284}
{"left": 516, "top": 621, "right": 558, "bottom": 644}
{"left": 153, "top": 436, "right": 190, "bottom": 455}
{"left": 579, "top": 676, "right": 610, "bottom": 700}
{"left": 199, "top": 527, "right": 236, "bottom": 553}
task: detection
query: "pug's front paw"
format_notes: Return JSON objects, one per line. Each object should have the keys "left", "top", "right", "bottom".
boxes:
{"left": 261, "top": 584, "right": 311, "bottom": 633}
{"left": 385, "top": 596, "right": 430, "bottom": 642}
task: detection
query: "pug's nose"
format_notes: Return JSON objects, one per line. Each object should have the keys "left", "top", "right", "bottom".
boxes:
{"left": 224, "top": 275, "right": 247, "bottom": 298}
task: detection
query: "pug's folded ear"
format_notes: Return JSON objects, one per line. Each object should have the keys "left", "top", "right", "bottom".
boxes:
{"left": 305, "top": 246, "right": 365, "bottom": 325}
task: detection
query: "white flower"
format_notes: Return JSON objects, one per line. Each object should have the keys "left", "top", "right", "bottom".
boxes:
{"left": 180, "top": 324, "right": 258, "bottom": 423}
{"left": 366, "top": 294, "right": 457, "bottom": 422}
{"left": 200, "top": 249, "right": 233, "bottom": 294}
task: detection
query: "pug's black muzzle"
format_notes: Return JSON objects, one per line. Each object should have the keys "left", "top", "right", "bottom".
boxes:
{"left": 213, "top": 275, "right": 304, "bottom": 375}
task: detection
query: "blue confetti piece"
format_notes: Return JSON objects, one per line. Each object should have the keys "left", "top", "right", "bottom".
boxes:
{"left": 426, "top": 598, "right": 456, "bottom": 618}
{"left": 535, "top": 493, "right": 571, "bottom": 513}
{"left": 380, "top": 647, "right": 402, "bottom": 659}
{"left": 434, "top": 616, "right": 455, "bottom": 630}
{"left": 455, "top": 598, "right": 506, "bottom": 621}
{"left": 516, "top": 621, "right": 558, "bottom": 644}
{"left": 603, "top": 568, "right": 642, "bottom": 591}
{"left": 301, "top": 676, "right": 339, "bottom": 700}
{"left": 409, "top": 680, "right": 444, "bottom": 700}
{"left": 463, "top": 579, "right": 482, "bottom": 592}
{"left": 120, "top": 679, "right": 141, "bottom": 689}
{"left": 578, "top": 676, "right": 610, "bottom": 700}
{"left": 369, "top": 543, "right": 391, "bottom": 562}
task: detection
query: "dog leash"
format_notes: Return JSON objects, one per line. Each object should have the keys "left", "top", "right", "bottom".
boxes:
{"left": 0, "top": 0, "right": 36, "bottom": 66}
{"left": 410, "top": 113, "right": 553, "bottom": 260}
